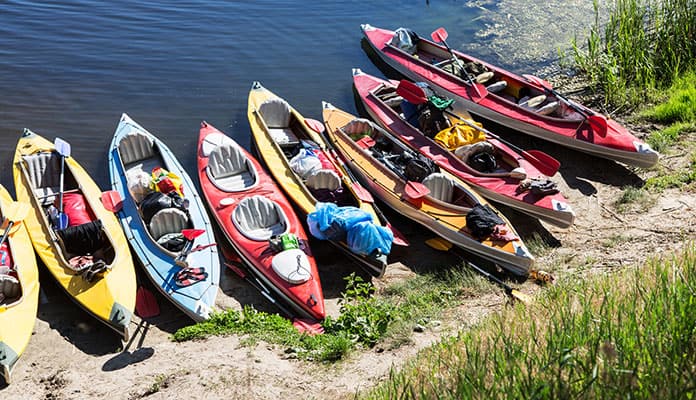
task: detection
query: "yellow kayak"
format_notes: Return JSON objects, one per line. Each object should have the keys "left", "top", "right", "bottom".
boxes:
{"left": 13, "top": 129, "right": 136, "bottom": 340}
{"left": 248, "top": 81, "right": 396, "bottom": 277}
{"left": 322, "top": 102, "right": 534, "bottom": 275}
{"left": 0, "top": 185, "right": 39, "bottom": 384}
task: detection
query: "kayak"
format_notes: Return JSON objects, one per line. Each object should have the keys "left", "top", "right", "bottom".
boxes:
{"left": 109, "top": 113, "right": 219, "bottom": 321}
{"left": 353, "top": 68, "right": 575, "bottom": 228}
{"left": 247, "top": 81, "right": 395, "bottom": 278}
{"left": 0, "top": 185, "right": 39, "bottom": 384}
{"left": 13, "top": 129, "right": 136, "bottom": 339}
{"left": 322, "top": 102, "right": 534, "bottom": 276}
{"left": 361, "top": 24, "right": 659, "bottom": 168}
{"left": 197, "top": 121, "right": 325, "bottom": 321}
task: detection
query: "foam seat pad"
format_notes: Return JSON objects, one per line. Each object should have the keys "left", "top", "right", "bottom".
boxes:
{"left": 119, "top": 130, "right": 155, "bottom": 165}
{"left": 422, "top": 173, "right": 455, "bottom": 203}
{"left": 271, "top": 249, "right": 311, "bottom": 284}
{"left": 149, "top": 208, "right": 189, "bottom": 241}
{"left": 232, "top": 196, "right": 289, "bottom": 241}
{"left": 0, "top": 274, "right": 20, "bottom": 302}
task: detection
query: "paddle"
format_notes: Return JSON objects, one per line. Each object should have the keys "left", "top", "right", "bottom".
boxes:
{"left": 174, "top": 229, "right": 206, "bottom": 267}
{"left": 101, "top": 190, "right": 124, "bottom": 213}
{"left": 430, "top": 27, "right": 487, "bottom": 102}
{"left": 425, "top": 237, "right": 531, "bottom": 304}
{"left": 522, "top": 74, "right": 608, "bottom": 137}
{"left": 396, "top": 79, "right": 561, "bottom": 177}
{"left": 54, "top": 137, "right": 71, "bottom": 229}
{"left": 100, "top": 190, "right": 160, "bottom": 317}
{"left": 0, "top": 202, "right": 30, "bottom": 249}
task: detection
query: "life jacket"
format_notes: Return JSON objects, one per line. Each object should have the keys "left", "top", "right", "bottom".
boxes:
{"left": 151, "top": 167, "right": 184, "bottom": 198}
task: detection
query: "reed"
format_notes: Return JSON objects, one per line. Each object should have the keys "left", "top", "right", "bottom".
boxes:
{"left": 362, "top": 244, "right": 696, "bottom": 399}
{"left": 572, "top": 0, "right": 696, "bottom": 107}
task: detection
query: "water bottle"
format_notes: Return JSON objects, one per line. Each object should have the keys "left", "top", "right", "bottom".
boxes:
{"left": 47, "top": 205, "right": 59, "bottom": 228}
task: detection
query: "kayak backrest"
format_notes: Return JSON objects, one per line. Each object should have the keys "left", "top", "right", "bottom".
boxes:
{"left": 149, "top": 207, "right": 189, "bottom": 241}
{"left": 22, "top": 152, "right": 63, "bottom": 205}
{"left": 0, "top": 273, "right": 20, "bottom": 304}
{"left": 341, "top": 118, "right": 375, "bottom": 140}
{"left": 207, "top": 143, "right": 258, "bottom": 192}
{"left": 259, "top": 98, "right": 292, "bottom": 128}
{"left": 232, "top": 195, "right": 289, "bottom": 241}
{"left": 306, "top": 169, "right": 341, "bottom": 192}
{"left": 119, "top": 130, "right": 155, "bottom": 166}
{"left": 422, "top": 173, "right": 454, "bottom": 203}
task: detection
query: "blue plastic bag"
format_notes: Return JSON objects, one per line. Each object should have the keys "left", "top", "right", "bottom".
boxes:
{"left": 307, "top": 202, "right": 373, "bottom": 242}
{"left": 347, "top": 221, "right": 394, "bottom": 256}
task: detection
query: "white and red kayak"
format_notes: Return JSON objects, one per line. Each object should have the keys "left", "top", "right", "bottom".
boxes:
{"left": 361, "top": 24, "right": 659, "bottom": 168}
{"left": 353, "top": 68, "right": 575, "bottom": 228}
{"left": 197, "top": 121, "right": 325, "bottom": 322}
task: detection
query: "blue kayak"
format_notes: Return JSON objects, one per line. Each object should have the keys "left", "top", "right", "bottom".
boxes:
{"left": 108, "top": 113, "right": 219, "bottom": 321}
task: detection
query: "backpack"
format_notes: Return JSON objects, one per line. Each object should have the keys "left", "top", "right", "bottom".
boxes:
{"left": 403, "top": 153, "right": 440, "bottom": 182}
{"left": 418, "top": 103, "right": 450, "bottom": 138}
{"left": 140, "top": 191, "right": 187, "bottom": 224}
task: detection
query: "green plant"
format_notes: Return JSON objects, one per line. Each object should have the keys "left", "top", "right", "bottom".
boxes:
{"left": 323, "top": 273, "right": 395, "bottom": 347}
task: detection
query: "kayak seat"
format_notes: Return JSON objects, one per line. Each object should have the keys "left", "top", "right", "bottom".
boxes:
{"left": 422, "top": 173, "right": 455, "bottom": 203}
{"left": 207, "top": 143, "right": 258, "bottom": 192}
{"left": 232, "top": 195, "right": 289, "bottom": 242}
{"left": 259, "top": 98, "right": 299, "bottom": 147}
{"left": 486, "top": 80, "right": 508, "bottom": 94}
{"left": 22, "top": 152, "right": 64, "bottom": 205}
{"left": 306, "top": 170, "right": 341, "bottom": 192}
{"left": 341, "top": 118, "right": 376, "bottom": 139}
{"left": 149, "top": 208, "right": 189, "bottom": 242}
{"left": 536, "top": 101, "right": 560, "bottom": 116}
{"left": 119, "top": 130, "right": 155, "bottom": 166}
{"left": 0, "top": 273, "right": 20, "bottom": 304}
{"left": 475, "top": 71, "right": 494, "bottom": 84}
{"left": 519, "top": 95, "right": 547, "bottom": 109}
{"left": 201, "top": 132, "right": 233, "bottom": 157}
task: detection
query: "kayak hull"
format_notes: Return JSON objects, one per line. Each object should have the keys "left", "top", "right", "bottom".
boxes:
{"left": 361, "top": 24, "right": 659, "bottom": 168}
{"left": 322, "top": 102, "right": 534, "bottom": 276}
{"left": 109, "top": 113, "right": 220, "bottom": 322}
{"left": 197, "top": 122, "right": 325, "bottom": 321}
{"left": 353, "top": 68, "right": 575, "bottom": 228}
{"left": 13, "top": 130, "right": 136, "bottom": 339}
{"left": 0, "top": 185, "right": 39, "bottom": 384}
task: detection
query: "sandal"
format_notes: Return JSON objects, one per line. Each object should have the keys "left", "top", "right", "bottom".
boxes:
{"left": 174, "top": 267, "right": 208, "bottom": 287}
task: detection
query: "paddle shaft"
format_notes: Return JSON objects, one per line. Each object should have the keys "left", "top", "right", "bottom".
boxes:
{"left": 0, "top": 221, "right": 14, "bottom": 248}
{"left": 432, "top": 29, "right": 483, "bottom": 98}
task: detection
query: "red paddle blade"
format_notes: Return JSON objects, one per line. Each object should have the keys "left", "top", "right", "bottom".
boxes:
{"left": 182, "top": 229, "right": 205, "bottom": 240}
{"left": 404, "top": 181, "right": 430, "bottom": 200}
{"left": 588, "top": 115, "right": 609, "bottom": 137}
{"left": 136, "top": 286, "right": 160, "bottom": 318}
{"left": 524, "top": 150, "right": 561, "bottom": 177}
{"left": 388, "top": 224, "right": 409, "bottom": 247}
{"left": 304, "top": 118, "right": 326, "bottom": 134}
{"left": 101, "top": 190, "right": 124, "bottom": 213}
{"left": 356, "top": 136, "right": 377, "bottom": 149}
{"left": 351, "top": 182, "right": 374, "bottom": 203}
{"left": 431, "top": 27, "right": 448, "bottom": 43}
{"left": 396, "top": 80, "right": 428, "bottom": 104}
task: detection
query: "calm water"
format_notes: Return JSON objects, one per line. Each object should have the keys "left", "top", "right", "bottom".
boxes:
{"left": 0, "top": 1, "right": 590, "bottom": 190}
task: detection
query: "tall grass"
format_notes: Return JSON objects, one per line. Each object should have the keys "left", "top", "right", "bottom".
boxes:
{"left": 572, "top": 0, "right": 696, "bottom": 107}
{"left": 362, "top": 244, "right": 696, "bottom": 399}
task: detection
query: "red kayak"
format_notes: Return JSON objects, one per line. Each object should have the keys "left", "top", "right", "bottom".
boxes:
{"left": 353, "top": 68, "right": 575, "bottom": 228}
{"left": 361, "top": 24, "right": 659, "bottom": 168}
{"left": 197, "top": 121, "right": 325, "bottom": 321}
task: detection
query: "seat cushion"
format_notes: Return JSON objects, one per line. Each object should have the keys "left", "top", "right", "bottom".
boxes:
{"left": 258, "top": 98, "right": 292, "bottom": 128}
{"left": 268, "top": 127, "right": 299, "bottom": 146}
{"left": 422, "top": 173, "right": 455, "bottom": 203}
{"left": 206, "top": 143, "right": 258, "bottom": 192}
{"left": 0, "top": 274, "right": 20, "bottom": 303}
{"left": 119, "top": 131, "right": 155, "bottom": 165}
{"left": 232, "top": 196, "right": 289, "bottom": 241}
{"left": 306, "top": 170, "right": 341, "bottom": 192}
{"left": 149, "top": 208, "right": 189, "bottom": 241}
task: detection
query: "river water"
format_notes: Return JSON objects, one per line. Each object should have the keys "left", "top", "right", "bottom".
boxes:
{"left": 0, "top": 0, "right": 597, "bottom": 190}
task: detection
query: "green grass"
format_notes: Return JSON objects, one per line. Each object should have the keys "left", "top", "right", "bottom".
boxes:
{"left": 642, "top": 70, "right": 696, "bottom": 151}
{"left": 361, "top": 244, "right": 696, "bottom": 399}
{"left": 645, "top": 152, "right": 696, "bottom": 191}
{"left": 572, "top": 0, "right": 696, "bottom": 108}
{"left": 172, "top": 268, "right": 486, "bottom": 362}
{"left": 613, "top": 185, "right": 653, "bottom": 213}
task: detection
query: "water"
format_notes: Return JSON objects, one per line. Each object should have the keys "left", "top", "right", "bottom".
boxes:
{"left": 0, "top": 1, "right": 594, "bottom": 191}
